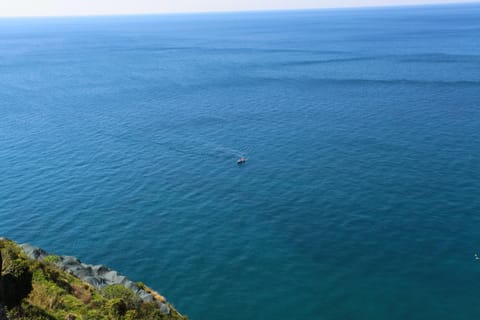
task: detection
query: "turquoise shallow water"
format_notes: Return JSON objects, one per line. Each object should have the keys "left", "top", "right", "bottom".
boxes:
{"left": 1, "top": 4, "right": 480, "bottom": 319}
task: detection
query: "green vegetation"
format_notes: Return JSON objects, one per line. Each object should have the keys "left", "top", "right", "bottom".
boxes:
{"left": 42, "top": 255, "right": 59, "bottom": 265}
{"left": 101, "top": 285, "right": 141, "bottom": 309}
{"left": 0, "top": 239, "right": 187, "bottom": 320}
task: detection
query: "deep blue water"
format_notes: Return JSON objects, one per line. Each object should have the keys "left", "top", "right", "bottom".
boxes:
{"left": 1, "top": 4, "right": 480, "bottom": 319}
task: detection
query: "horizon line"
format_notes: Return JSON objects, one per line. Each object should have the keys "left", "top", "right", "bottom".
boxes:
{"left": 0, "top": 1, "right": 478, "bottom": 19}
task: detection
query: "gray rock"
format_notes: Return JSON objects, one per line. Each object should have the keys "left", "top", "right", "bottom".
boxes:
{"left": 92, "top": 265, "right": 110, "bottom": 275}
{"left": 139, "top": 292, "right": 154, "bottom": 302}
{"left": 83, "top": 276, "right": 106, "bottom": 288}
{"left": 58, "top": 256, "right": 81, "bottom": 267}
{"left": 20, "top": 244, "right": 48, "bottom": 260}
{"left": 159, "top": 302, "right": 171, "bottom": 314}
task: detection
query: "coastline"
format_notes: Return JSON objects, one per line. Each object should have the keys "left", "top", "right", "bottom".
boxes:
{"left": 0, "top": 238, "right": 186, "bottom": 319}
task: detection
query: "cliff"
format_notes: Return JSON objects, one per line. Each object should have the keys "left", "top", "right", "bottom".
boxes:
{"left": 0, "top": 238, "right": 187, "bottom": 320}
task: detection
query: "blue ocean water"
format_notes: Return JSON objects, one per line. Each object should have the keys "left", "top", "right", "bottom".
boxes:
{"left": 1, "top": 3, "right": 480, "bottom": 319}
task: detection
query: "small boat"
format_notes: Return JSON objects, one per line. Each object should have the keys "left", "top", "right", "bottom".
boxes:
{"left": 237, "top": 157, "right": 247, "bottom": 165}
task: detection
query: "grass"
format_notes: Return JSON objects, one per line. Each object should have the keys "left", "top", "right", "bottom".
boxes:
{"left": 0, "top": 239, "right": 188, "bottom": 320}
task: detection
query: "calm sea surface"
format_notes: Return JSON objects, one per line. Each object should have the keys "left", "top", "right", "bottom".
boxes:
{"left": 1, "top": 4, "right": 480, "bottom": 319}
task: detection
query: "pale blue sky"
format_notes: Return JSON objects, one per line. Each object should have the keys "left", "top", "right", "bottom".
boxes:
{"left": 0, "top": 0, "right": 478, "bottom": 17}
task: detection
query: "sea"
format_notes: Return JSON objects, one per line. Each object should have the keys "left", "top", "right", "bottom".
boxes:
{"left": 1, "top": 3, "right": 479, "bottom": 319}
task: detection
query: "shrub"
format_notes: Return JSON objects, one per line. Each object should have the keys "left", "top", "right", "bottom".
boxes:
{"left": 6, "top": 302, "right": 56, "bottom": 320}
{"left": 101, "top": 285, "right": 140, "bottom": 309}
{"left": 125, "top": 310, "right": 137, "bottom": 320}
{"left": 0, "top": 244, "right": 33, "bottom": 308}
{"left": 43, "top": 255, "right": 59, "bottom": 265}
{"left": 106, "top": 298, "right": 127, "bottom": 319}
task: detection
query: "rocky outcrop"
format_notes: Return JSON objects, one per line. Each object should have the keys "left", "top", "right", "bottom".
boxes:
{"left": 20, "top": 243, "right": 171, "bottom": 314}
{"left": 0, "top": 238, "right": 187, "bottom": 320}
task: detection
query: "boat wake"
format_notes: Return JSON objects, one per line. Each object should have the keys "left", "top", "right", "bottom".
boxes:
{"left": 113, "top": 131, "right": 249, "bottom": 161}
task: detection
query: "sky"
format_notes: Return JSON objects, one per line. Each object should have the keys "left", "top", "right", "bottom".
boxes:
{"left": 0, "top": 0, "right": 478, "bottom": 17}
